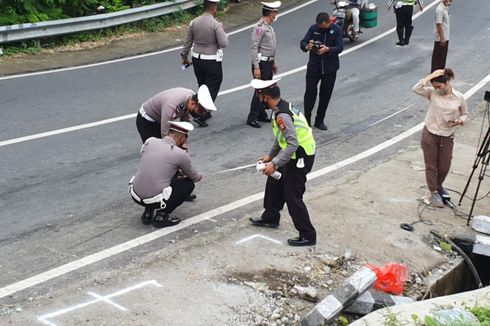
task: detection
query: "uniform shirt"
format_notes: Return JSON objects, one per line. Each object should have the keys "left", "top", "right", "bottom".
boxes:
{"left": 434, "top": 3, "right": 450, "bottom": 41}
{"left": 387, "top": 0, "right": 423, "bottom": 7}
{"left": 268, "top": 100, "right": 299, "bottom": 168}
{"left": 300, "top": 23, "right": 343, "bottom": 74}
{"left": 142, "top": 88, "right": 194, "bottom": 137}
{"left": 250, "top": 18, "right": 277, "bottom": 69}
{"left": 182, "top": 13, "right": 229, "bottom": 56}
{"left": 413, "top": 79, "right": 467, "bottom": 137}
{"left": 132, "top": 137, "right": 202, "bottom": 199}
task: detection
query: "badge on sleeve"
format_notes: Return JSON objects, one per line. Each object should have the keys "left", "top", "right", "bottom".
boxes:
{"left": 255, "top": 28, "right": 263, "bottom": 36}
{"left": 276, "top": 117, "right": 286, "bottom": 132}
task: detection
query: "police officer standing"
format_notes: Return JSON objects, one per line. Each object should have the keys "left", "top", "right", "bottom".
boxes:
{"left": 387, "top": 0, "right": 424, "bottom": 46}
{"left": 181, "top": 0, "right": 228, "bottom": 127}
{"left": 249, "top": 78, "right": 317, "bottom": 246}
{"left": 136, "top": 85, "right": 217, "bottom": 143}
{"left": 129, "top": 121, "right": 202, "bottom": 228}
{"left": 300, "top": 12, "right": 343, "bottom": 131}
{"left": 246, "top": 1, "right": 281, "bottom": 128}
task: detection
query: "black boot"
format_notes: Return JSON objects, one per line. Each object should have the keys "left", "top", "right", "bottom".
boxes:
{"left": 404, "top": 26, "right": 413, "bottom": 45}
{"left": 153, "top": 210, "right": 181, "bottom": 228}
{"left": 141, "top": 207, "right": 154, "bottom": 225}
{"left": 396, "top": 27, "right": 405, "bottom": 46}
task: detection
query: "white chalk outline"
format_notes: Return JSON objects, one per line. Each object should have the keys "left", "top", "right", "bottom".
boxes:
{"left": 37, "top": 280, "right": 162, "bottom": 326}
{"left": 1, "top": 71, "right": 488, "bottom": 301}
{"left": 0, "top": 0, "right": 441, "bottom": 148}
{"left": 235, "top": 234, "right": 283, "bottom": 245}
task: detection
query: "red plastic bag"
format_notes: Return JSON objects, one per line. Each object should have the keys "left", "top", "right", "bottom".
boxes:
{"left": 366, "top": 263, "right": 408, "bottom": 295}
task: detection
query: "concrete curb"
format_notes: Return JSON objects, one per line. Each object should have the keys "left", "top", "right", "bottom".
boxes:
{"left": 301, "top": 266, "right": 377, "bottom": 326}
{"left": 344, "top": 289, "right": 414, "bottom": 315}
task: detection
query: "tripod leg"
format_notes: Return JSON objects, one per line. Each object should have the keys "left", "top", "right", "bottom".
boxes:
{"left": 466, "top": 149, "right": 490, "bottom": 225}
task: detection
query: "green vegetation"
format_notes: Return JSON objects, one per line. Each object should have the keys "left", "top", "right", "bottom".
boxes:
{"left": 469, "top": 306, "right": 490, "bottom": 326}
{"left": 0, "top": 0, "right": 230, "bottom": 57}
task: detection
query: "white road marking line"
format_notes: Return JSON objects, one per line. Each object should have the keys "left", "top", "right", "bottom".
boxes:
{"left": 2, "top": 74, "right": 488, "bottom": 300}
{"left": 87, "top": 292, "right": 128, "bottom": 311}
{"left": 0, "top": 1, "right": 440, "bottom": 148}
{"left": 235, "top": 234, "right": 283, "bottom": 245}
{"left": 38, "top": 280, "right": 161, "bottom": 326}
{"left": 0, "top": 0, "right": 320, "bottom": 82}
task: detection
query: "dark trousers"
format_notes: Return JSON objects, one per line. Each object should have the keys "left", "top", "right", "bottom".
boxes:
{"left": 247, "top": 61, "right": 274, "bottom": 123}
{"left": 421, "top": 127, "right": 454, "bottom": 192}
{"left": 134, "top": 178, "right": 195, "bottom": 214}
{"left": 303, "top": 69, "right": 337, "bottom": 126}
{"left": 395, "top": 5, "right": 413, "bottom": 43}
{"left": 192, "top": 57, "right": 223, "bottom": 122}
{"left": 261, "top": 155, "right": 316, "bottom": 241}
{"left": 136, "top": 113, "right": 161, "bottom": 143}
{"left": 431, "top": 41, "right": 449, "bottom": 72}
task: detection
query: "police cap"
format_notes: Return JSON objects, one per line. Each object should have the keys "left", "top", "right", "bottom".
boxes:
{"left": 250, "top": 78, "right": 281, "bottom": 90}
{"left": 261, "top": 1, "right": 281, "bottom": 10}
{"left": 169, "top": 121, "right": 194, "bottom": 135}
{"left": 197, "top": 85, "right": 217, "bottom": 111}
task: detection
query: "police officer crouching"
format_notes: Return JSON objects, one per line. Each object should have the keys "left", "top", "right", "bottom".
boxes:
{"left": 249, "top": 78, "right": 317, "bottom": 246}
{"left": 136, "top": 85, "right": 217, "bottom": 143}
{"left": 129, "top": 121, "right": 202, "bottom": 228}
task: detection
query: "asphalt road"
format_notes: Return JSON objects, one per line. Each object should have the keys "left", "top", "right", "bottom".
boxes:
{"left": 0, "top": 0, "right": 489, "bottom": 304}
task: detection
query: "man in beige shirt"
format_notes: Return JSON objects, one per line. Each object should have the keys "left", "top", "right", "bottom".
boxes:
{"left": 181, "top": 0, "right": 229, "bottom": 127}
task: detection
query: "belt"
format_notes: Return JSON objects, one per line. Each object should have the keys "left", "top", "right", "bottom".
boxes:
{"left": 129, "top": 177, "right": 168, "bottom": 209}
{"left": 260, "top": 56, "right": 274, "bottom": 62}
{"left": 192, "top": 52, "right": 217, "bottom": 60}
{"left": 139, "top": 106, "right": 156, "bottom": 123}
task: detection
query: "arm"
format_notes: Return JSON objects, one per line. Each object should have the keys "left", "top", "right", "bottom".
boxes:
{"left": 328, "top": 27, "right": 344, "bottom": 55}
{"left": 181, "top": 21, "right": 194, "bottom": 64}
{"left": 216, "top": 23, "right": 229, "bottom": 48}
{"left": 178, "top": 152, "right": 202, "bottom": 182}
{"left": 386, "top": 0, "right": 395, "bottom": 11}
{"left": 300, "top": 25, "right": 315, "bottom": 52}
{"left": 436, "top": 23, "right": 447, "bottom": 44}
{"left": 456, "top": 97, "right": 468, "bottom": 125}
{"left": 417, "top": 0, "right": 424, "bottom": 11}
{"left": 412, "top": 69, "right": 445, "bottom": 99}
{"left": 271, "top": 113, "right": 299, "bottom": 168}
{"left": 250, "top": 26, "right": 264, "bottom": 70}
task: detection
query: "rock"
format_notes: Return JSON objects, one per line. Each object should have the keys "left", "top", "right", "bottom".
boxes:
{"left": 294, "top": 285, "right": 318, "bottom": 303}
{"left": 271, "top": 313, "right": 281, "bottom": 320}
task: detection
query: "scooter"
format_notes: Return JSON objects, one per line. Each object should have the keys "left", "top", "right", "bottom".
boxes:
{"left": 331, "top": 0, "right": 359, "bottom": 42}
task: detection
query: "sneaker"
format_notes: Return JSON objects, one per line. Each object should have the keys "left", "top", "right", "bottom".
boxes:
{"left": 430, "top": 192, "right": 444, "bottom": 208}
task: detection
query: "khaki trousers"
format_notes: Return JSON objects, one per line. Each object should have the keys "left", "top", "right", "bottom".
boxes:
{"left": 421, "top": 127, "right": 454, "bottom": 192}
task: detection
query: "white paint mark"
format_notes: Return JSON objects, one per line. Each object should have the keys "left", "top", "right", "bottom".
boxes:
{"left": 0, "top": 0, "right": 320, "bottom": 82}
{"left": 38, "top": 280, "right": 161, "bottom": 326}
{"left": 235, "top": 234, "right": 283, "bottom": 245}
{"left": 0, "top": 1, "right": 439, "bottom": 148}
{"left": 87, "top": 292, "right": 128, "bottom": 311}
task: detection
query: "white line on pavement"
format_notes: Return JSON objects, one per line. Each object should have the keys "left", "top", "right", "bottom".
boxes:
{"left": 0, "top": 0, "right": 440, "bottom": 148}
{"left": 1, "top": 72, "right": 488, "bottom": 300}
{"left": 0, "top": 0, "right": 320, "bottom": 82}
{"left": 235, "top": 234, "right": 283, "bottom": 245}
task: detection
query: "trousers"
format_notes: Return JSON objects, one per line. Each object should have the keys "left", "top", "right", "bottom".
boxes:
{"left": 303, "top": 69, "right": 337, "bottom": 126}
{"left": 431, "top": 41, "right": 449, "bottom": 72}
{"left": 192, "top": 57, "right": 223, "bottom": 122}
{"left": 247, "top": 61, "right": 274, "bottom": 122}
{"left": 421, "top": 127, "right": 454, "bottom": 192}
{"left": 261, "top": 154, "right": 316, "bottom": 241}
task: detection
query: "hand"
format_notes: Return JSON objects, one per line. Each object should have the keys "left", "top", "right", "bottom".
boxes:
{"left": 257, "top": 155, "right": 272, "bottom": 163}
{"left": 253, "top": 68, "right": 261, "bottom": 79}
{"left": 272, "top": 64, "right": 278, "bottom": 74}
{"left": 425, "top": 69, "right": 445, "bottom": 82}
{"left": 448, "top": 119, "right": 464, "bottom": 127}
{"left": 419, "top": 5, "right": 424, "bottom": 12}
{"left": 306, "top": 40, "right": 314, "bottom": 51}
{"left": 182, "top": 57, "right": 190, "bottom": 66}
{"left": 317, "top": 45, "right": 330, "bottom": 54}
{"left": 387, "top": 5, "right": 391, "bottom": 11}
{"left": 262, "top": 162, "right": 276, "bottom": 176}
{"left": 440, "top": 40, "right": 448, "bottom": 48}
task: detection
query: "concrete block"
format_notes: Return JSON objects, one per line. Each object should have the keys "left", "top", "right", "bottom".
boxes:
{"left": 472, "top": 215, "right": 490, "bottom": 235}
{"left": 344, "top": 290, "right": 413, "bottom": 315}
{"left": 301, "top": 266, "right": 377, "bottom": 325}
{"left": 473, "top": 234, "right": 490, "bottom": 257}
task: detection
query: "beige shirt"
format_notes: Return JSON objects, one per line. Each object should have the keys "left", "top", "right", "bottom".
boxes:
{"left": 250, "top": 18, "right": 277, "bottom": 69}
{"left": 182, "top": 13, "right": 229, "bottom": 56}
{"left": 413, "top": 79, "right": 467, "bottom": 137}
{"left": 133, "top": 137, "right": 201, "bottom": 199}
{"left": 434, "top": 3, "right": 450, "bottom": 41}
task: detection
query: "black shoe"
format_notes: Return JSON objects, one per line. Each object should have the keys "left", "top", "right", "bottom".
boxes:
{"left": 193, "top": 118, "right": 209, "bottom": 127}
{"left": 249, "top": 217, "right": 279, "bottom": 228}
{"left": 396, "top": 41, "right": 405, "bottom": 46}
{"left": 185, "top": 194, "right": 197, "bottom": 202}
{"left": 153, "top": 211, "right": 181, "bottom": 228}
{"left": 141, "top": 208, "right": 154, "bottom": 225}
{"left": 314, "top": 122, "right": 328, "bottom": 131}
{"left": 287, "top": 236, "right": 316, "bottom": 247}
{"left": 258, "top": 116, "right": 271, "bottom": 123}
{"left": 247, "top": 121, "right": 261, "bottom": 128}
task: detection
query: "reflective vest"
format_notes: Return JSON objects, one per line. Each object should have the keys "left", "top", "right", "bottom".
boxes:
{"left": 272, "top": 102, "right": 316, "bottom": 159}
{"left": 403, "top": 0, "right": 417, "bottom": 5}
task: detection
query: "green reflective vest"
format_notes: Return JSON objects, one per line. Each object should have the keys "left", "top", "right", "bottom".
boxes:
{"left": 403, "top": 0, "right": 417, "bottom": 5}
{"left": 272, "top": 102, "right": 316, "bottom": 159}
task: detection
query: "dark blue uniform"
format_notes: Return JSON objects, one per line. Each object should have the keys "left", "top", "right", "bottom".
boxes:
{"left": 300, "top": 23, "right": 343, "bottom": 128}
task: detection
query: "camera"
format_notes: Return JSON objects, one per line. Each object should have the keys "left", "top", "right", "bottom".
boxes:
{"left": 484, "top": 90, "right": 490, "bottom": 103}
{"left": 311, "top": 40, "right": 323, "bottom": 51}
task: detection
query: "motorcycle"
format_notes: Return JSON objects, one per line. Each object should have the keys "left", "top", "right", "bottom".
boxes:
{"left": 331, "top": 0, "right": 359, "bottom": 42}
